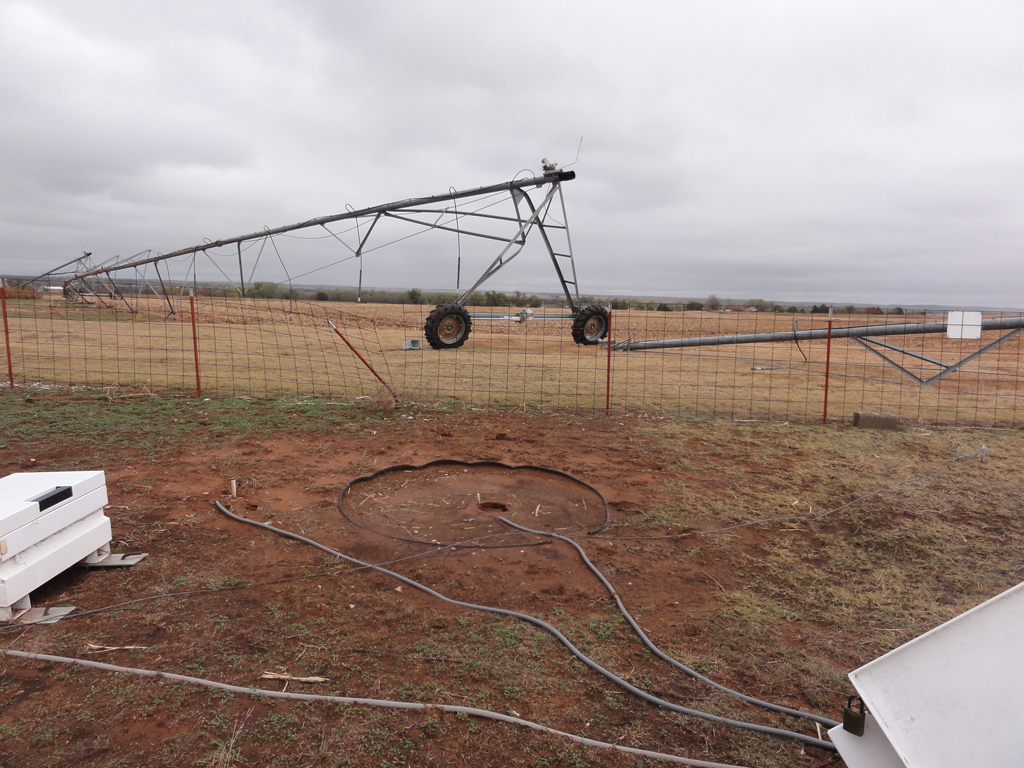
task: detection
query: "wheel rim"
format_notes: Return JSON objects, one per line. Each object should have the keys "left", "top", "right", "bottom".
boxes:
{"left": 583, "top": 315, "right": 605, "bottom": 341}
{"left": 438, "top": 315, "right": 466, "bottom": 343}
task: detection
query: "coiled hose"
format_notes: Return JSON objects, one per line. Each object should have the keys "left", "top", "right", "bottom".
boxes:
{"left": 215, "top": 501, "right": 835, "bottom": 751}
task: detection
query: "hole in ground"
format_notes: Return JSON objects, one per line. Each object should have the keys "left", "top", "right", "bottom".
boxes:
{"left": 479, "top": 501, "right": 509, "bottom": 512}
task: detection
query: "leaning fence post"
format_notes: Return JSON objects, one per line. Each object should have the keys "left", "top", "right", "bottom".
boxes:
{"left": 822, "top": 307, "right": 833, "bottom": 424}
{"left": 1, "top": 284, "right": 14, "bottom": 391}
{"left": 189, "top": 291, "right": 202, "bottom": 398}
{"left": 605, "top": 310, "right": 613, "bottom": 415}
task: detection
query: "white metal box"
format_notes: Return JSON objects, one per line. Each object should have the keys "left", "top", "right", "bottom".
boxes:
{"left": 0, "top": 471, "right": 111, "bottom": 616}
{"left": 832, "top": 579, "right": 1024, "bottom": 768}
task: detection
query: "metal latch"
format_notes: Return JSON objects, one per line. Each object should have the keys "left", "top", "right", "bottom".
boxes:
{"left": 843, "top": 695, "right": 866, "bottom": 736}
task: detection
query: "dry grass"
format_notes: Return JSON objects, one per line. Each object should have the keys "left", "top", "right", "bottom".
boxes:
{"left": 1, "top": 393, "right": 1022, "bottom": 767}
{"left": 4, "top": 295, "right": 1024, "bottom": 425}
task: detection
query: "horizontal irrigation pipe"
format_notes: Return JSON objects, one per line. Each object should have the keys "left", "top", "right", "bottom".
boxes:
{"left": 613, "top": 316, "right": 1024, "bottom": 352}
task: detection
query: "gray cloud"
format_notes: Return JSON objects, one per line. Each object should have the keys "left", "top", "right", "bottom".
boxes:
{"left": 2, "top": 1, "right": 1023, "bottom": 308}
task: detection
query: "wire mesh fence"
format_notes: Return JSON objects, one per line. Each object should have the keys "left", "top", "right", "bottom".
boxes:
{"left": 3, "top": 287, "right": 1023, "bottom": 426}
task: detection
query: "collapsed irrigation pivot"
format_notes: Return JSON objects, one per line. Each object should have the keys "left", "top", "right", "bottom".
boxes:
{"left": 45, "top": 160, "right": 610, "bottom": 351}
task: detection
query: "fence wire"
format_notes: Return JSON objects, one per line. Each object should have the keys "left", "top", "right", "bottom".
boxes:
{"left": 3, "top": 290, "right": 1023, "bottom": 426}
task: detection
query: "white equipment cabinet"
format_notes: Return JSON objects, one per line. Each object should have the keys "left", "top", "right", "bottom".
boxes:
{"left": 0, "top": 471, "right": 144, "bottom": 622}
{"left": 830, "top": 579, "right": 1024, "bottom": 768}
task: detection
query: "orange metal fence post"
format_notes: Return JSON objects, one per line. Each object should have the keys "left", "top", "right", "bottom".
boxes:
{"left": 328, "top": 320, "right": 397, "bottom": 403}
{"left": 822, "top": 308, "right": 833, "bottom": 424}
{"left": 605, "top": 310, "right": 612, "bottom": 415}
{"left": 190, "top": 293, "right": 202, "bottom": 398}
{"left": 1, "top": 285, "right": 14, "bottom": 391}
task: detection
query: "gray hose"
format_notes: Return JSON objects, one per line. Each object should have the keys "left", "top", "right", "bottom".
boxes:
{"left": 214, "top": 502, "right": 836, "bottom": 752}
{"left": 2, "top": 649, "right": 750, "bottom": 768}
{"left": 499, "top": 517, "right": 840, "bottom": 728}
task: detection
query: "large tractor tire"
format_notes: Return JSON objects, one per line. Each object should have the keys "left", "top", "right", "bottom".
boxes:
{"left": 571, "top": 305, "right": 609, "bottom": 345}
{"left": 424, "top": 302, "right": 472, "bottom": 349}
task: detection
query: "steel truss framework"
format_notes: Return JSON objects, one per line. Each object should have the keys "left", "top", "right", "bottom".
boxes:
{"left": 614, "top": 316, "right": 1024, "bottom": 386}
{"left": 54, "top": 169, "right": 583, "bottom": 321}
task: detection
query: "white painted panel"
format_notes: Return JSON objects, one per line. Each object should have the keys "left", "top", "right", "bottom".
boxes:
{"left": 946, "top": 311, "right": 982, "bottom": 339}
{"left": 0, "top": 512, "right": 111, "bottom": 606}
{"left": 828, "top": 712, "right": 906, "bottom": 768}
{"left": 0, "top": 471, "right": 106, "bottom": 537}
{"left": 0, "top": 486, "right": 108, "bottom": 561}
{"left": 849, "top": 580, "right": 1024, "bottom": 768}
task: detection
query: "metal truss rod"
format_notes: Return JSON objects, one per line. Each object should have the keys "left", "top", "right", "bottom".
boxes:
{"left": 381, "top": 211, "right": 525, "bottom": 245}
{"left": 852, "top": 338, "right": 929, "bottom": 385}
{"left": 380, "top": 206, "right": 547, "bottom": 228}
{"left": 67, "top": 171, "right": 576, "bottom": 283}
{"left": 856, "top": 327, "right": 1024, "bottom": 385}
{"left": 455, "top": 183, "right": 562, "bottom": 305}
{"left": 521, "top": 183, "right": 579, "bottom": 312}
{"left": 615, "top": 316, "right": 1024, "bottom": 352}
{"left": 21, "top": 254, "right": 93, "bottom": 286}
{"left": 927, "top": 327, "right": 1024, "bottom": 383}
{"left": 860, "top": 336, "right": 948, "bottom": 367}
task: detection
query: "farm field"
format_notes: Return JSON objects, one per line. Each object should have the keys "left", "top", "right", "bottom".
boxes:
{"left": 4, "top": 296, "right": 1024, "bottom": 425}
{"left": 1, "top": 391, "right": 1022, "bottom": 766}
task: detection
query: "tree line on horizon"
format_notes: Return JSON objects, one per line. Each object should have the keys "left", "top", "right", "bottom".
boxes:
{"left": 8, "top": 277, "right": 912, "bottom": 315}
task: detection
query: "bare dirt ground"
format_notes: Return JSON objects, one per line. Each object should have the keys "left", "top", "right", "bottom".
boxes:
{"left": 1, "top": 392, "right": 1022, "bottom": 767}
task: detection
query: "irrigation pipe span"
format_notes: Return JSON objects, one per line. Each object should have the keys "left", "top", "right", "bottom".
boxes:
{"left": 214, "top": 501, "right": 836, "bottom": 752}
{"left": 1, "top": 649, "right": 750, "bottom": 768}
{"left": 499, "top": 517, "right": 840, "bottom": 728}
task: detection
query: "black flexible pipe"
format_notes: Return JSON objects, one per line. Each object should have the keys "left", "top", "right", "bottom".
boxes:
{"left": 215, "top": 502, "right": 835, "bottom": 751}
{"left": 3, "top": 649, "right": 751, "bottom": 768}
{"left": 499, "top": 517, "right": 840, "bottom": 728}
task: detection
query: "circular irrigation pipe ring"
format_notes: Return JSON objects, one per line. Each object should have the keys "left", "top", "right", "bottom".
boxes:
{"left": 214, "top": 501, "right": 836, "bottom": 752}
{"left": 338, "top": 459, "right": 613, "bottom": 547}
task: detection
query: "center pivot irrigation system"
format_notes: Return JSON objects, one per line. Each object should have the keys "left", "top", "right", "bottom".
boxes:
{"left": 46, "top": 161, "right": 610, "bottom": 351}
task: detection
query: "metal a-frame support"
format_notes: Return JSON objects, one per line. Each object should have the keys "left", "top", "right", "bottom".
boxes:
{"left": 614, "top": 314, "right": 1024, "bottom": 385}
{"left": 853, "top": 327, "right": 1024, "bottom": 385}
{"left": 453, "top": 177, "right": 580, "bottom": 313}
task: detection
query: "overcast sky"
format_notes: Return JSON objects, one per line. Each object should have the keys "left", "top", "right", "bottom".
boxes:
{"left": 2, "top": 1, "right": 1022, "bottom": 307}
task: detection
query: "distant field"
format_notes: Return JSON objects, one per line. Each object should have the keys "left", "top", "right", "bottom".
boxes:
{"left": 4, "top": 295, "right": 1023, "bottom": 424}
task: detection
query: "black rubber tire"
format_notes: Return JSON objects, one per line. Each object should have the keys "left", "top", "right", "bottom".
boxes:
{"left": 424, "top": 302, "right": 472, "bottom": 349}
{"left": 571, "top": 305, "right": 609, "bottom": 345}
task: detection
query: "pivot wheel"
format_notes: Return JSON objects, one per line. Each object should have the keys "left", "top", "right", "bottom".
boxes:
{"left": 424, "top": 302, "right": 472, "bottom": 349}
{"left": 571, "top": 305, "right": 609, "bottom": 345}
